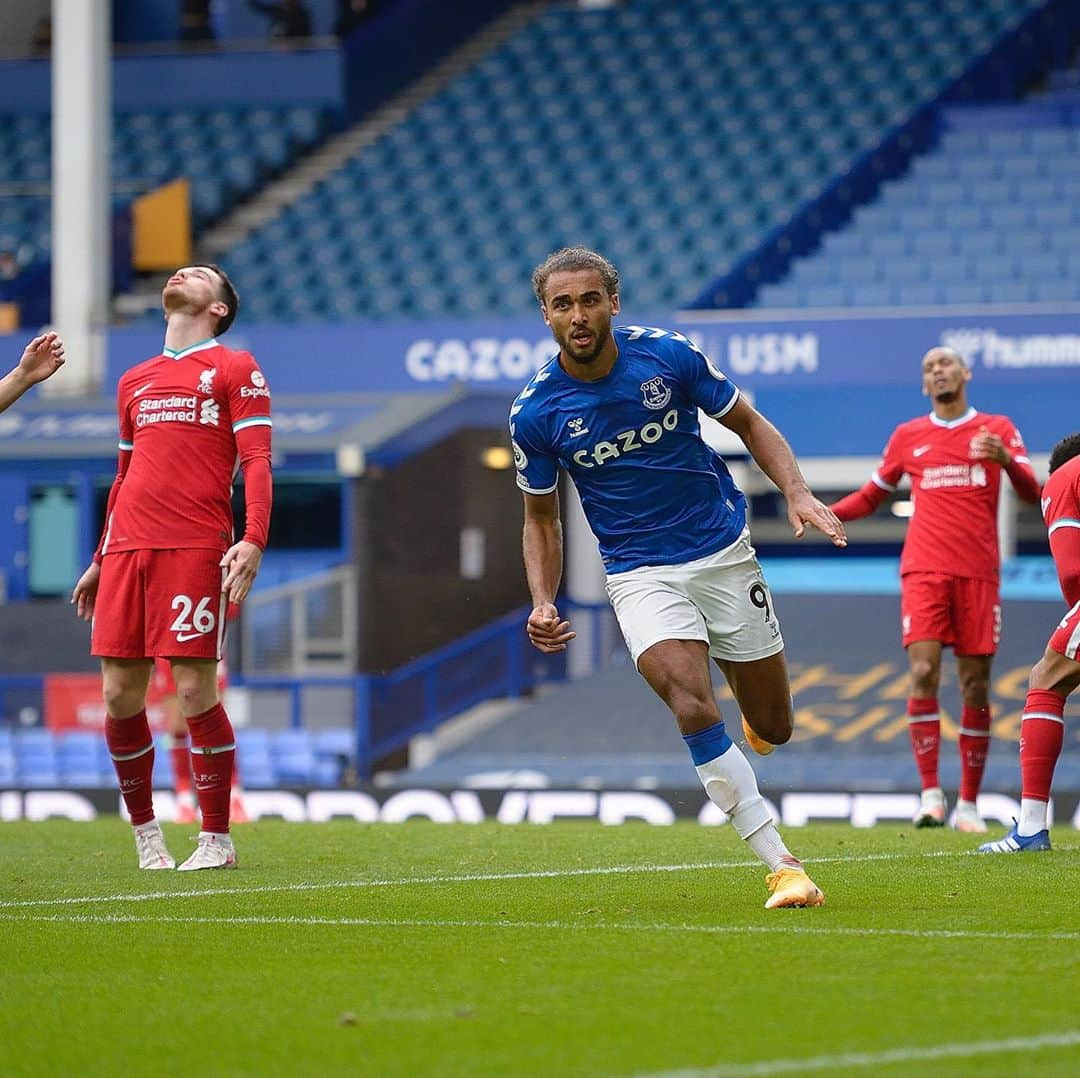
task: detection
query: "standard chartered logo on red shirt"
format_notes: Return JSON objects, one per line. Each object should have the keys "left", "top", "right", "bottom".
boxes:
{"left": 137, "top": 395, "right": 198, "bottom": 426}
{"left": 921, "top": 463, "right": 987, "bottom": 489}
{"left": 135, "top": 394, "right": 220, "bottom": 428}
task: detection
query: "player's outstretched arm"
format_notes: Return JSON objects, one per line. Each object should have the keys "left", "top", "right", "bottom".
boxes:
{"left": 0, "top": 332, "right": 65, "bottom": 413}
{"left": 830, "top": 481, "right": 889, "bottom": 522}
{"left": 720, "top": 396, "right": 847, "bottom": 547}
{"left": 522, "top": 491, "right": 575, "bottom": 652}
{"left": 71, "top": 563, "right": 100, "bottom": 622}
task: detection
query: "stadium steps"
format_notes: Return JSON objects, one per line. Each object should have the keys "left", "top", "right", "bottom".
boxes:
{"left": 198, "top": 1, "right": 540, "bottom": 262}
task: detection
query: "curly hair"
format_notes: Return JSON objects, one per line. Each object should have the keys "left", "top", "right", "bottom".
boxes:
{"left": 531, "top": 247, "right": 619, "bottom": 304}
{"left": 1049, "top": 432, "right": 1080, "bottom": 474}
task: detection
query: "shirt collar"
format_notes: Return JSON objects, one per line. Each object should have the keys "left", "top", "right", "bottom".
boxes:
{"left": 163, "top": 337, "right": 218, "bottom": 360}
{"left": 929, "top": 406, "right": 976, "bottom": 429}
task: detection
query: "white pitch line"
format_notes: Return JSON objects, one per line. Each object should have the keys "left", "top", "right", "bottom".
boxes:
{"left": 4, "top": 911, "right": 1078, "bottom": 944}
{"left": 0, "top": 848, "right": 964, "bottom": 911}
{"left": 631, "top": 1030, "right": 1080, "bottom": 1077}
{"left": 1, "top": 844, "right": 1073, "bottom": 912}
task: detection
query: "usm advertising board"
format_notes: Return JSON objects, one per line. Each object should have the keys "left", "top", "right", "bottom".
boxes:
{"left": 91, "top": 306, "right": 1080, "bottom": 455}
{"left": 0, "top": 306, "right": 1075, "bottom": 457}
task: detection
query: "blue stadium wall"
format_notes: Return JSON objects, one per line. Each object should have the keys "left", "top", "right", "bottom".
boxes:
{"left": 66, "top": 306, "right": 1080, "bottom": 454}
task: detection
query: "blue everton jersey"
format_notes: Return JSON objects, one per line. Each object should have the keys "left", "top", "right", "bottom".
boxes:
{"left": 511, "top": 325, "right": 747, "bottom": 574}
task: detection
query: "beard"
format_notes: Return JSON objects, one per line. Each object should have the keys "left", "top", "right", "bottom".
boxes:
{"left": 562, "top": 328, "right": 608, "bottom": 364}
{"left": 933, "top": 387, "right": 959, "bottom": 404}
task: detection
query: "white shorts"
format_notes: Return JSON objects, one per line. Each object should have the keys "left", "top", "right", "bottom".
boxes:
{"left": 605, "top": 529, "right": 784, "bottom": 666}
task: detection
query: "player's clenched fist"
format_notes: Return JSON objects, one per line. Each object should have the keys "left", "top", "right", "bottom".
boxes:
{"left": 71, "top": 562, "right": 100, "bottom": 622}
{"left": 526, "top": 602, "right": 576, "bottom": 653}
{"left": 970, "top": 425, "right": 1009, "bottom": 465}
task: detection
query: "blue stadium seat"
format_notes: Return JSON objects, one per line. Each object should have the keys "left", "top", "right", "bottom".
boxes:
{"left": 57, "top": 733, "right": 105, "bottom": 786}
{"left": 895, "top": 283, "right": 939, "bottom": 306}
{"left": 910, "top": 233, "right": 955, "bottom": 257}
{"left": 1033, "top": 279, "right": 1079, "bottom": 302}
{"left": 235, "top": 729, "right": 277, "bottom": 789}
{"left": 848, "top": 283, "right": 893, "bottom": 306}
{"left": 15, "top": 729, "right": 59, "bottom": 787}
{"left": 972, "top": 258, "right": 1017, "bottom": 283}
{"left": 940, "top": 281, "right": 988, "bottom": 305}
{"left": 270, "top": 730, "right": 316, "bottom": 785}
{"left": 0, "top": 729, "right": 15, "bottom": 784}
{"left": 927, "top": 256, "right": 969, "bottom": 283}
{"left": 958, "top": 233, "right": 999, "bottom": 257}
{"left": 988, "top": 280, "right": 1032, "bottom": 303}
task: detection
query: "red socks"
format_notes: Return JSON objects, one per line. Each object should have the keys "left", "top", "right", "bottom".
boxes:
{"left": 187, "top": 703, "right": 236, "bottom": 834}
{"left": 907, "top": 696, "right": 941, "bottom": 790}
{"left": 168, "top": 733, "right": 192, "bottom": 795}
{"left": 958, "top": 704, "right": 992, "bottom": 802}
{"left": 1020, "top": 689, "right": 1065, "bottom": 803}
{"left": 106, "top": 711, "right": 155, "bottom": 826}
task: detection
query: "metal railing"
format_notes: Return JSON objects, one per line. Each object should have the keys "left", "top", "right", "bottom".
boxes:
{"left": 242, "top": 564, "right": 358, "bottom": 677}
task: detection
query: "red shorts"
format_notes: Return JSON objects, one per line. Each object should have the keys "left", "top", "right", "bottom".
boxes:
{"left": 1049, "top": 599, "right": 1080, "bottom": 661}
{"left": 92, "top": 548, "right": 228, "bottom": 661}
{"left": 900, "top": 572, "right": 1001, "bottom": 656}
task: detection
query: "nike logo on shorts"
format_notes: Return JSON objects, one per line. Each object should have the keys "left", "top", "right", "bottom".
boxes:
{"left": 175, "top": 630, "right": 210, "bottom": 642}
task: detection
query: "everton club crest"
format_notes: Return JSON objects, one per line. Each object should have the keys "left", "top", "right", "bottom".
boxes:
{"left": 640, "top": 376, "right": 671, "bottom": 410}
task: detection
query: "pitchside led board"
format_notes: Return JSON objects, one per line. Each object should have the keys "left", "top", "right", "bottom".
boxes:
{"left": 0, "top": 307, "right": 1075, "bottom": 456}
{"left": 78, "top": 306, "right": 1080, "bottom": 457}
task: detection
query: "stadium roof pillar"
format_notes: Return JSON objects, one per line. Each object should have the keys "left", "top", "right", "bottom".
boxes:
{"left": 49, "top": 0, "right": 111, "bottom": 397}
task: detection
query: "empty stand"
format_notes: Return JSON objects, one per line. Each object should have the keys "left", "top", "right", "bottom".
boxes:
{"left": 756, "top": 117, "right": 1080, "bottom": 308}
{"left": 218, "top": 0, "right": 1041, "bottom": 320}
{"left": 0, "top": 105, "right": 330, "bottom": 274}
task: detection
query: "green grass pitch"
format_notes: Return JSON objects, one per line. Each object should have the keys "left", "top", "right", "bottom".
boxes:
{"left": 1, "top": 820, "right": 1078, "bottom": 1077}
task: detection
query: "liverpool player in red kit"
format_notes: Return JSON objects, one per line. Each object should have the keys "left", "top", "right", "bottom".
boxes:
{"left": 981, "top": 432, "right": 1080, "bottom": 852}
{"left": 831, "top": 348, "right": 1040, "bottom": 832}
{"left": 71, "top": 265, "right": 272, "bottom": 870}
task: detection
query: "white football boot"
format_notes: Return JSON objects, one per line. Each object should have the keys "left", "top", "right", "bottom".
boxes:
{"left": 134, "top": 819, "right": 175, "bottom": 870}
{"left": 177, "top": 831, "right": 237, "bottom": 871}
{"left": 912, "top": 786, "right": 947, "bottom": 828}
{"left": 952, "top": 799, "right": 988, "bottom": 833}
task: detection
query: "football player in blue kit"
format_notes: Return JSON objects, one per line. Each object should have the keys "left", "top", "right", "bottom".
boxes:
{"left": 512, "top": 247, "right": 847, "bottom": 909}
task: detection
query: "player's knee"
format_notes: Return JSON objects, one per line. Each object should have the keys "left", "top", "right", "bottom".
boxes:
{"left": 958, "top": 674, "right": 990, "bottom": 706}
{"left": 101, "top": 680, "right": 144, "bottom": 719}
{"left": 175, "top": 682, "right": 216, "bottom": 716}
{"left": 766, "top": 710, "right": 793, "bottom": 745}
{"left": 1028, "top": 658, "right": 1056, "bottom": 693}
{"left": 746, "top": 701, "right": 793, "bottom": 744}
{"left": 671, "top": 693, "right": 720, "bottom": 734}
{"left": 909, "top": 658, "right": 937, "bottom": 690}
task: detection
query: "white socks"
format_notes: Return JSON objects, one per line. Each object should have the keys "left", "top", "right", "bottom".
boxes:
{"left": 1018, "top": 797, "right": 1049, "bottom": 837}
{"left": 695, "top": 743, "right": 798, "bottom": 873}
